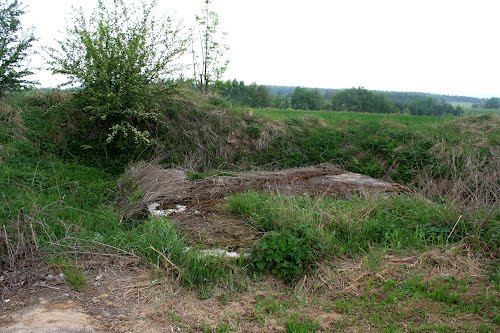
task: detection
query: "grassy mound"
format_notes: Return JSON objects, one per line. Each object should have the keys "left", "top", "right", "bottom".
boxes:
{"left": 1, "top": 90, "right": 498, "bottom": 293}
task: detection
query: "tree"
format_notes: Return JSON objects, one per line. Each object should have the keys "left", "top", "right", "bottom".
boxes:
{"left": 483, "top": 97, "right": 500, "bottom": 109}
{"left": 407, "top": 97, "right": 463, "bottom": 116}
{"left": 291, "top": 87, "right": 323, "bottom": 110}
{"left": 47, "top": 0, "right": 188, "bottom": 146}
{"left": 214, "top": 80, "right": 271, "bottom": 108}
{"left": 0, "top": 0, "right": 35, "bottom": 96}
{"left": 192, "top": 0, "right": 229, "bottom": 93}
{"left": 331, "top": 87, "right": 398, "bottom": 113}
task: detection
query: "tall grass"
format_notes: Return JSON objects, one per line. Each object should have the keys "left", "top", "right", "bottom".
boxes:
{"left": 2, "top": 92, "right": 498, "bottom": 291}
{"left": 119, "top": 218, "right": 238, "bottom": 292}
{"left": 227, "top": 190, "right": 500, "bottom": 282}
{"left": 228, "top": 191, "right": 471, "bottom": 256}
{"left": 1, "top": 95, "right": 237, "bottom": 292}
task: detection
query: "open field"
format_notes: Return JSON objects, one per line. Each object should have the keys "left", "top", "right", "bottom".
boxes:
{"left": 232, "top": 107, "right": 450, "bottom": 129}
{"left": 448, "top": 102, "right": 500, "bottom": 114}
{"left": 1, "top": 92, "right": 499, "bottom": 332}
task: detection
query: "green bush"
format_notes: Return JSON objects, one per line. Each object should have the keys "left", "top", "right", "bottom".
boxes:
{"left": 47, "top": 0, "right": 188, "bottom": 148}
{"left": 251, "top": 224, "right": 320, "bottom": 283}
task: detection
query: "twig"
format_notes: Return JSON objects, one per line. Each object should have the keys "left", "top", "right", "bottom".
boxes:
{"left": 47, "top": 242, "right": 133, "bottom": 259}
{"left": 148, "top": 246, "right": 181, "bottom": 272}
{"left": 65, "top": 237, "right": 140, "bottom": 257}
{"left": 446, "top": 215, "right": 462, "bottom": 249}
{"left": 112, "top": 279, "right": 164, "bottom": 290}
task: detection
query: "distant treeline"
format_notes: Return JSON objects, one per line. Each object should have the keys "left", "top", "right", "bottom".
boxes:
{"left": 473, "top": 97, "right": 500, "bottom": 110}
{"left": 267, "top": 85, "right": 484, "bottom": 104}
{"left": 215, "top": 80, "right": 470, "bottom": 116}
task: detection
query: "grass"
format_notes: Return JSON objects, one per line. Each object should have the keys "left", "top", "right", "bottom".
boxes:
{"left": 232, "top": 106, "right": 450, "bottom": 127}
{"left": 328, "top": 274, "right": 499, "bottom": 332}
{"left": 48, "top": 257, "right": 88, "bottom": 291}
{"left": 227, "top": 191, "right": 472, "bottom": 256}
{"left": 1, "top": 91, "right": 498, "bottom": 331}
{"left": 0, "top": 95, "right": 237, "bottom": 293}
{"left": 286, "top": 315, "right": 319, "bottom": 333}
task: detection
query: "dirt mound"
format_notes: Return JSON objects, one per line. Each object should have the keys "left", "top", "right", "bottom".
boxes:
{"left": 124, "top": 164, "right": 410, "bottom": 250}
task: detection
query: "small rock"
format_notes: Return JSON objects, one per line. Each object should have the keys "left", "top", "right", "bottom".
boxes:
{"left": 45, "top": 274, "right": 56, "bottom": 281}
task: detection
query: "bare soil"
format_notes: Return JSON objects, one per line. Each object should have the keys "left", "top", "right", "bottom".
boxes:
{"left": 124, "top": 163, "right": 410, "bottom": 250}
{"left": 4, "top": 164, "right": 493, "bottom": 332}
{"left": 1, "top": 247, "right": 494, "bottom": 333}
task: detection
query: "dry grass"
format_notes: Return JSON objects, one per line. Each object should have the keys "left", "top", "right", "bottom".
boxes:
{"left": 428, "top": 115, "right": 498, "bottom": 207}
{"left": 0, "top": 207, "right": 45, "bottom": 303}
{"left": 0, "top": 101, "right": 26, "bottom": 140}
{"left": 115, "top": 162, "right": 189, "bottom": 221}
{"left": 0, "top": 208, "right": 39, "bottom": 271}
{"left": 157, "top": 106, "right": 286, "bottom": 171}
{"left": 416, "top": 142, "right": 499, "bottom": 209}
{"left": 308, "top": 244, "right": 486, "bottom": 298}
{"left": 78, "top": 247, "right": 493, "bottom": 332}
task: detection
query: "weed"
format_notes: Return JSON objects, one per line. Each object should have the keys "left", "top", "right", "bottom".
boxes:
{"left": 477, "top": 323, "right": 495, "bottom": 333}
{"left": 216, "top": 323, "right": 230, "bottom": 333}
{"left": 251, "top": 224, "right": 320, "bottom": 283}
{"left": 362, "top": 247, "right": 386, "bottom": 272}
{"left": 200, "top": 323, "right": 212, "bottom": 333}
{"left": 49, "top": 258, "right": 88, "bottom": 291}
{"left": 286, "top": 314, "right": 319, "bottom": 333}
{"left": 254, "top": 295, "right": 291, "bottom": 323}
{"left": 62, "top": 266, "right": 88, "bottom": 291}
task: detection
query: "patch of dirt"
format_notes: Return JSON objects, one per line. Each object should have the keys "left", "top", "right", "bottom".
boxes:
{"left": 124, "top": 163, "right": 410, "bottom": 250}
{"left": 306, "top": 244, "right": 489, "bottom": 299}
{"left": 1, "top": 250, "right": 495, "bottom": 333}
{"left": 0, "top": 300, "right": 103, "bottom": 333}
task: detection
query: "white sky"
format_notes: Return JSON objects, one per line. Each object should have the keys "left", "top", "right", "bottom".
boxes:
{"left": 21, "top": 0, "right": 500, "bottom": 97}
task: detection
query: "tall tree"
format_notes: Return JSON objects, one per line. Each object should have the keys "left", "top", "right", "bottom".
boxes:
{"left": 192, "top": 0, "right": 229, "bottom": 93}
{"left": 0, "top": 0, "right": 35, "bottom": 96}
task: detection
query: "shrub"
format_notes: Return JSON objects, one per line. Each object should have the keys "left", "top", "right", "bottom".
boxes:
{"left": 251, "top": 224, "right": 321, "bottom": 283}
{"left": 47, "top": 0, "right": 188, "bottom": 148}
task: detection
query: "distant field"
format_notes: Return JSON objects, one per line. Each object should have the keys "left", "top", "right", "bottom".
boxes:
{"left": 233, "top": 107, "right": 451, "bottom": 131}
{"left": 449, "top": 101, "right": 500, "bottom": 114}
{"left": 450, "top": 101, "right": 475, "bottom": 108}
{"left": 234, "top": 106, "right": 500, "bottom": 124}
{"left": 463, "top": 107, "right": 500, "bottom": 114}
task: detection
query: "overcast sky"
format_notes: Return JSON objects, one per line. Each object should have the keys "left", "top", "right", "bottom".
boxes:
{"left": 21, "top": 0, "right": 499, "bottom": 97}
